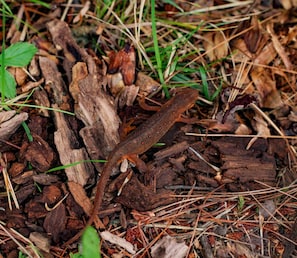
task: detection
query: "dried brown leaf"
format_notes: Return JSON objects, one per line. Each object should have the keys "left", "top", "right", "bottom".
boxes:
{"left": 267, "top": 23, "right": 293, "bottom": 70}
{"left": 203, "top": 31, "right": 229, "bottom": 61}
{"left": 243, "top": 16, "right": 267, "bottom": 54}
{"left": 108, "top": 44, "right": 136, "bottom": 85}
{"left": 29, "top": 232, "right": 50, "bottom": 253}
{"left": 250, "top": 67, "right": 283, "bottom": 108}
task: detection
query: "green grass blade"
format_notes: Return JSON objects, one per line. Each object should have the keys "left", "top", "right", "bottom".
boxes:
{"left": 0, "top": 0, "right": 13, "bottom": 16}
{"left": 27, "top": 0, "right": 50, "bottom": 8}
{"left": 46, "top": 160, "right": 106, "bottom": 173}
{"left": 21, "top": 121, "right": 33, "bottom": 142}
{"left": 199, "top": 66, "right": 209, "bottom": 100}
{"left": 210, "top": 80, "right": 222, "bottom": 101}
{"left": 151, "top": 0, "right": 169, "bottom": 97}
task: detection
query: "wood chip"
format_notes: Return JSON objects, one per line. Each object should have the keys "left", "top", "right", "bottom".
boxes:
{"left": 151, "top": 235, "right": 188, "bottom": 258}
{"left": 101, "top": 230, "right": 136, "bottom": 254}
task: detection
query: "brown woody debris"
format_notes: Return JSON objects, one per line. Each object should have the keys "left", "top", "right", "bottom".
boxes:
{"left": 21, "top": 134, "right": 55, "bottom": 172}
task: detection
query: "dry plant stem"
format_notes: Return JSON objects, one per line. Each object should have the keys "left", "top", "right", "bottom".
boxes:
{"left": 88, "top": 7, "right": 155, "bottom": 73}
{"left": 186, "top": 133, "right": 297, "bottom": 140}
{"left": 45, "top": 193, "right": 69, "bottom": 211}
{"left": 250, "top": 103, "right": 296, "bottom": 163}
{"left": 180, "top": 13, "right": 279, "bottom": 75}
{"left": 137, "top": 225, "right": 170, "bottom": 258}
{"left": 186, "top": 199, "right": 204, "bottom": 257}
{"left": 0, "top": 139, "right": 21, "bottom": 150}
{"left": 1, "top": 154, "right": 19, "bottom": 210}
{"left": 228, "top": 57, "right": 252, "bottom": 104}
{"left": 61, "top": 0, "right": 73, "bottom": 22}
{"left": 251, "top": 194, "right": 287, "bottom": 228}
{"left": 188, "top": 147, "right": 220, "bottom": 172}
{"left": 64, "top": 88, "right": 199, "bottom": 246}
{"left": 135, "top": 183, "right": 297, "bottom": 234}
{"left": 180, "top": 0, "right": 253, "bottom": 15}
{"left": 0, "top": 223, "right": 38, "bottom": 257}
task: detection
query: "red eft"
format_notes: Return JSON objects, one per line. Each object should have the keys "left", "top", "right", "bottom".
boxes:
{"left": 65, "top": 87, "right": 199, "bottom": 246}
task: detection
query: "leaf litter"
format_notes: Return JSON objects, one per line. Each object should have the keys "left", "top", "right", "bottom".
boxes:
{"left": 0, "top": 1, "right": 297, "bottom": 257}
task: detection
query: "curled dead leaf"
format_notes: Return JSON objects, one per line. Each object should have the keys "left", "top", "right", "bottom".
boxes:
{"left": 203, "top": 31, "right": 229, "bottom": 61}
{"left": 251, "top": 67, "right": 283, "bottom": 108}
{"left": 243, "top": 16, "right": 267, "bottom": 54}
{"left": 120, "top": 44, "right": 136, "bottom": 85}
{"left": 108, "top": 43, "right": 136, "bottom": 85}
{"left": 136, "top": 72, "right": 160, "bottom": 96}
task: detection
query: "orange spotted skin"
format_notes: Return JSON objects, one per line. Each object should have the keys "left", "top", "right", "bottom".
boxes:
{"left": 65, "top": 88, "right": 199, "bottom": 246}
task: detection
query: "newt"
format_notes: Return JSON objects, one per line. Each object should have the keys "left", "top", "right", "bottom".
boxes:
{"left": 64, "top": 87, "right": 199, "bottom": 246}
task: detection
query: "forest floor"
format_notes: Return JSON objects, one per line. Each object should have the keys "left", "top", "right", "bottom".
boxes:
{"left": 0, "top": 1, "right": 297, "bottom": 257}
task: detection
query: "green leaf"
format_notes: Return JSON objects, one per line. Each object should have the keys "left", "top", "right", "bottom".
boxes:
{"left": 18, "top": 251, "right": 27, "bottom": 258}
{"left": 70, "top": 253, "right": 81, "bottom": 258}
{"left": 81, "top": 226, "right": 101, "bottom": 258}
{"left": 0, "top": 69, "right": 16, "bottom": 98}
{"left": 0, "top": 42, "right": 37, "bottom": 67}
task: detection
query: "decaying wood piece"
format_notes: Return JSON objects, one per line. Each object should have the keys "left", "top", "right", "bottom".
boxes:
{"left": 0, "top": 110, "right": 28, "bottom": 141}
{"left": 74, "top": 64, "right": 120, "bottom": 158}
{"left": 221, "top": 154, "right": 275, "bottom": 182}
{"left": 43, "top": 20, "right": 121, "bottom": 209}
{"left": 39, "top": 55, "right": 94, "bottom": 186}
{"left": 33, "top": 87, "right": 51, "bottom": 117}
{"left": 47, "top": 19, "right": 91, "bottom": 77}
{"left": 47, "top": 19, "right": 120, "bottom": 160}
{"left": 39, "top": 56, "right": 71, "bottom": 111}
{"left": 212, "top": 138, "right": 276, "bottom": 185}
{"left": 29, "top": 232, "right": 50, "bottom": 253}
{"left": 154, "top": 141, "right": 189, "bottom": 161}
{"left": 115, "top": 174, "right": 175, "bottom": 211}
{"left": 54, "top": 108, "right": 94, "bottom": 186}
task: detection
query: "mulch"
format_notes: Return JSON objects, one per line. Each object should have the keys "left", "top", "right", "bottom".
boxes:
{"left": 0, "top": 2, "right": 297, "bottom": 257}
